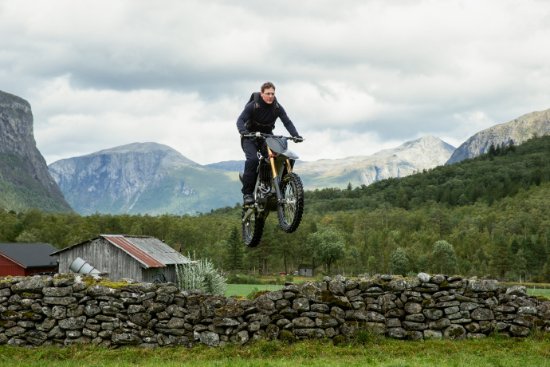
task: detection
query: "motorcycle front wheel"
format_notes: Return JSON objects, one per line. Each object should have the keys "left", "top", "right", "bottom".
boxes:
{"left": 242, "top": 207, "right": 265, "bottom": 247}
{"left": 277, "top": 172, "right": 304, "bottom": 233}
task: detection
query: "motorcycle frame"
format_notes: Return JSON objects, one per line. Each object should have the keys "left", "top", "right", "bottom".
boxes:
{"left": 242, "top": 134, "right": 298, "bottom": 223}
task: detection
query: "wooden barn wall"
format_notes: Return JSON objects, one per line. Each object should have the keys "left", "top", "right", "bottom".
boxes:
{"left": 142, "top": 265, "right": 176, "bottom": 283}
{"left": 57, "top": 238, "right": 146, "bottom": 281}
{"left": 165, "top": 265, "right": 176, "bottom": 283}
{"left": 143, "top": 265, "right": 176, "bottom": 283}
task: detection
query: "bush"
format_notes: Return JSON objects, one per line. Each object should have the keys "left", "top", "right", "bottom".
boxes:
{"left": 175, "top": 258, "right": 227, "bottom": 295}
{"left": 226, "top": 273, "right": 261, "bottom": 284}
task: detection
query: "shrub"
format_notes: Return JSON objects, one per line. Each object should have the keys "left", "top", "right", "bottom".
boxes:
{"left": 175, "top": 258, "right": 227, "bottom": 295}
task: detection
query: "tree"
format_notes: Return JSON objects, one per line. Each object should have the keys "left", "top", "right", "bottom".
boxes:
{"left": 390, "top": 247, "right": 410, "bottom": 276}
{"left": 345, "top": 245, "right": 362, "bottom": 276}
{"left": 511, "top": 248, "right": 528, "bottom": 282}
{"left": 431, "top": 240, "right": 457, "bottom": 274}
{"left": 0, "top": 211, "right": 19, "bottom": 241}
{"left": 488, "top": 239, "right": 512, "bottom": 279}
{"left": 308, "top": 227, "right": 345, "bottom": 274}
{"left": 366, "top": 256, "right": 377, "bottom": 274}
{"left": 225, "top": 227, "right": 243, "bottom": 272}
{"left": 15, "top": 229, "right": 40, "bottom": 243}
{"left": 542, "top": 261, "right": 550, "bottom": 282}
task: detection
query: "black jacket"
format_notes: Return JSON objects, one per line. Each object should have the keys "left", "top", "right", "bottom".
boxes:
{"left": 236, "top": 97, "right": 299, "bottom": 137}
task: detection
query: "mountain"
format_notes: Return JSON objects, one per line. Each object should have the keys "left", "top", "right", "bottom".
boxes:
{"left": 0, "top": 90, "right": 72, "bottom": 213}
{"left": 205, "top": 160, "right": 244, "bottom": 172}
{"left": 48, "top": 142, "right": 241, "bottom": 215}
{"left": 447, "top": 108, "right": 550, "bottom": 164}
{"left": 296, "top": 136, "right": 455, "bottom": 189}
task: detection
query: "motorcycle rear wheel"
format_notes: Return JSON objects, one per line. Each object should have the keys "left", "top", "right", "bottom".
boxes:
{"left": 242, "top": 208, "right": 265, "bottom": 247}
{"left": 277, "top": 172, "right": 304, "bottom": 233}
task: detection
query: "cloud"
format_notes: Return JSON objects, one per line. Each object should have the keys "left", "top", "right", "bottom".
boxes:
{"left": 1, "top": 0, "right": 550, "bottom": 164}
{"left": 31, "top": 76, "right": 242, "bottom": 163}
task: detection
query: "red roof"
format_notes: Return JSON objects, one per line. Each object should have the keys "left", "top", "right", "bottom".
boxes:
{"left": 102, "top": 235, "right": 165, "bottom": 268}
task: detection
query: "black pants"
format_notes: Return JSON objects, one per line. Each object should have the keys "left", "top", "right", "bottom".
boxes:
{"left": 241, "top": 137, "right": 267, "bottom": 195}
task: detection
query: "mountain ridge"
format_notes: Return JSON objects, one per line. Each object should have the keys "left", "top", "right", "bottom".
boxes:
{"left": 447, "top": 108, "right": 550, "bottom": 164}
{"left": 91, "top": 142, "right": 200, "bottom": 167}
{"left": 48, "top": 142, "right": 241, "bottom": 215}
{"left": 296, "top": 135, "right": 455, "bottom": 189}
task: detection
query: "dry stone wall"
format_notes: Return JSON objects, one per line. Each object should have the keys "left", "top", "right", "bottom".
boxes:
{"left": 1, "top": 273, "right": 549, "bottom": 347}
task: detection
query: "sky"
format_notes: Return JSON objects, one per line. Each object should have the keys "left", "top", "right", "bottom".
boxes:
{"left": 1, "top": 0, "right": 549, "bottom": 165}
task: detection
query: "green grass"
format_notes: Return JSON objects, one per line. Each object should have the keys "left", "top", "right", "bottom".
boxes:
{"left": 1, "top": 334, "right": 549, "bottom": 367}
{"left": 225, "top": 283, "right": 283, "bottom": 297}
{"left": 504, "top": 282, "right": 550, "bottom": 300}
{"left": 528, "top": 288, "right": 550, "bottom": 299}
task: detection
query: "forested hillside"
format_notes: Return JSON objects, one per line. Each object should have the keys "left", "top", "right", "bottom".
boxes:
{"left": 1, "top": 137, "right": 549, "bottom": 282}
{"left": 306, "top": 135, "right": 550, "bottom": 211}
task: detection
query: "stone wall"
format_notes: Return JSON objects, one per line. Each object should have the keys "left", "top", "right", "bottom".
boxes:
{"left": 1, "top": 273, "right": 549, "bottom": 347}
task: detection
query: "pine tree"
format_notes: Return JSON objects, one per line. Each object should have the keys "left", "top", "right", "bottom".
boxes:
{"left": 225, "top": 227, "right": 243, "bottom": 272}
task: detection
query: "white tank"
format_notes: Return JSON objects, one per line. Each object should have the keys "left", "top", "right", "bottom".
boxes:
{"left": 69, "top": 257, "right": 101, "bottom": 276}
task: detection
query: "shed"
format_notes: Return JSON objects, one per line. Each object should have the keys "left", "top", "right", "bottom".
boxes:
{"left": 297, "top": 264, "right": 314, "bottom": 277}
{"left": 51, "top": 234, "right": 191, "bottom": 283}
{"left": 0, "top": 243, "right": 59, "bottom": 276}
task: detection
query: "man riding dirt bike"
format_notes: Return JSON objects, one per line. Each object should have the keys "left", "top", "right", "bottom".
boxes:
{"left": 236, "top": 82, "right": 304, "bottom": 246}
{"left": 236, "top": 82, "right": 303, "bottom": 206}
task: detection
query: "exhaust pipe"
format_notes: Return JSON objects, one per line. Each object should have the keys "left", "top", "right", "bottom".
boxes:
{"left": 69, "top": 257, "right": 101, "bottom": 277}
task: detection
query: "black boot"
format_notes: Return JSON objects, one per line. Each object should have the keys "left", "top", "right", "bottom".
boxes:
{"left": 243, "top": 194, "right": 254, "bottom": 206}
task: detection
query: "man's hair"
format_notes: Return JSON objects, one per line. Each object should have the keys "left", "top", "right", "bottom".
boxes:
{"left": 261, "top": 82, "right": 276, "bottom": 92}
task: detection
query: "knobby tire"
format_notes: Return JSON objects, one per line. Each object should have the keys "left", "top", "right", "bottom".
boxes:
{"left": 277, "top": 172, "right": 304, "bottom": 233}
{"left": 242, "top": 209, "right": 265, "bottom": 247}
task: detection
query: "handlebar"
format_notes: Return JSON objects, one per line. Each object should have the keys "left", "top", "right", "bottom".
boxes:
{"left": 241, "top": 132, "right": 304, "bottom": 142}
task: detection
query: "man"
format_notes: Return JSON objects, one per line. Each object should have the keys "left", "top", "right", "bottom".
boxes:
{"left": 236, "top": 81, "right": 302, "bottom": 206}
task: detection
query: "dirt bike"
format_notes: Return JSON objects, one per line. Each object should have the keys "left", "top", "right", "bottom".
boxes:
{"left": 240, "top": 132, "right": 305, "bottom": 247}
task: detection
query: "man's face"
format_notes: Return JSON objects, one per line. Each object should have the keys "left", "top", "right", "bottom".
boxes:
{"left": 261, "top": 88, "right": 275, "bottom": 104}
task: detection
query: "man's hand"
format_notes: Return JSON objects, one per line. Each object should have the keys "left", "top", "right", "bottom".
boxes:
{"left": 294, "top": 135, "right": 304, "bottom": 143}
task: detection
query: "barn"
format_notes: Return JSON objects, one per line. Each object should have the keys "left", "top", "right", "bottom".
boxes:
{"left": 0, "top": 243, "right": 59, "bottom": 276}
{"left": 51, "top": 234, "right": 191, "bottom": 283}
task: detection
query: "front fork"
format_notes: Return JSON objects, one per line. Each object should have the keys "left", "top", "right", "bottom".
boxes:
{"left": 268, "top": 147, "right": 292, "bottom": 203}
{"left": 244, "top": 147, "right": 290, "bottom": 222}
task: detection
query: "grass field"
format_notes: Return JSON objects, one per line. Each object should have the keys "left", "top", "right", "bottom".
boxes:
{"left": 529, "top": 288, "right": 550, "bottom": 299}
{"left": 1, "top": 334, "right": 549, "bottom": 367}
{"left": 504, "top": 282, "right": 550, "bottom": 300}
